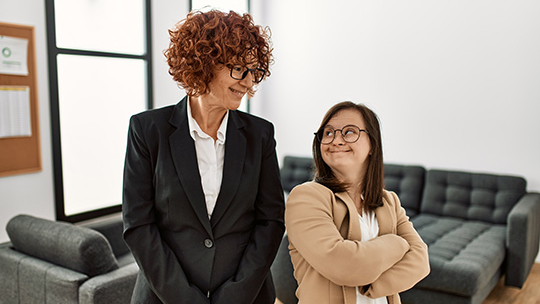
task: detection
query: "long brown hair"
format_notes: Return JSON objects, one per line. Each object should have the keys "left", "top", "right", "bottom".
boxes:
{"left": 312, "top": 101, "right": 384, "bottom": 212}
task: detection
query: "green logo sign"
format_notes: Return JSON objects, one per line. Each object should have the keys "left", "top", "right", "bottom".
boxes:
{"left": 2, "top": 47, "right": 12, "bottom": 58}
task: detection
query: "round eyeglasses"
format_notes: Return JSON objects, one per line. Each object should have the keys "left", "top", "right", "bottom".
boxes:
{"left": 229, "top": 65, "right": 266, "bottom": 83}
{"left": 315, "top": 125, "right": 368, "bottom": 145}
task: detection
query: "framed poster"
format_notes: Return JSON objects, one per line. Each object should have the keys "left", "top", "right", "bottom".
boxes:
{"left": 0, "top": 22, "right": 41, "bottom": 177}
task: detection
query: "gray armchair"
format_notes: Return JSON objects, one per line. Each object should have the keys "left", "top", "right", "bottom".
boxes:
{"left": 0, "top": 214, "right": 137, "bottom": 304}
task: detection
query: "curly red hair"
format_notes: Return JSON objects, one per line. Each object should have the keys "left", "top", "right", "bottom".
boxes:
{"left": 164, "top": 9, "right": 273, "bottom": 97}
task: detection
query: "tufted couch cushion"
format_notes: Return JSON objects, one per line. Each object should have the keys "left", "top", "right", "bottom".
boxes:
{"left": 281, "top": 156, "right": 315, "bottom": 193}
{"left": 411, "top": 214, "right": 506, "bottom": 296}
{"left": 384, "top": 164, "right": 425, "bottom": 217}
{"left": 6, "top": 214, "right": 119, "bottom": 277}
{"left": 421, "top": 170, "right": 526, "bottom": 224}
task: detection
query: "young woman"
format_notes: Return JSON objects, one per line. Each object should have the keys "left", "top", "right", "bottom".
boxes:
{"left": 285, "top": 102, "right": 429, "bottom": 304}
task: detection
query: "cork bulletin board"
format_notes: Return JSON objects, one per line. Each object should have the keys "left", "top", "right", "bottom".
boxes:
{"left": 0, "top": 22, "right": 42, "bottom": 177}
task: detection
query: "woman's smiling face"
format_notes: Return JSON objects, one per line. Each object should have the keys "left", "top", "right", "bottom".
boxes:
{"left": 204, "top": 64, "right": 255, "bottom": 111}
{"left": 321, "top": 108, "right": 371, "bottom": 180}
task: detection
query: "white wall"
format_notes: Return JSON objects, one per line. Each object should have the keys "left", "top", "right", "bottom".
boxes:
{"left": 0, "top": 0, "right": 55, "bottom": 243}
{"left": 1, "top": 0, "right": 538, "bottom": 262}
{"left": 251, "top": 0, "right": 540, "bottom": 194}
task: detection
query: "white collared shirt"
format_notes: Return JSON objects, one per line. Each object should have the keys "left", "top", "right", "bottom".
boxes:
{"left": 356, "top": 210, "right": 388, "bottom": 304}
{"left": 187, "top": 100, "right": 229, "bottom": 219}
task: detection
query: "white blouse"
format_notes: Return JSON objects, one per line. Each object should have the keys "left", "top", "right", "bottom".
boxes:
{"left": 356, "top": 211, "right": 389, "bottom": 304}
{"left": 187, "top": 99, "right": 228, "bottom": 219}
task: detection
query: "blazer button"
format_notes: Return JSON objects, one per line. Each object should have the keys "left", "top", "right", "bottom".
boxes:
{"left": 204, "top": 239, "right": 214, "bottom": 248}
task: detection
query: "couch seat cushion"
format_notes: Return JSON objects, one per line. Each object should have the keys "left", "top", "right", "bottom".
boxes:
{"left": 411, "top": 214, "right": 506, "bottom": 296}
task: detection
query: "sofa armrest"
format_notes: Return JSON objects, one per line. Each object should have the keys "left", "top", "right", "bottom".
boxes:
{"left": 79, "top": 262, "right": 139, "bottom": 304}
{"left": 6, "top": 214, "right": 119, "bottom": 277}
{"left": 505, "top": 192, "right": 540, "bottom": 287}
{"left": 270, "top": 233, "right": 298, "bottom": 304}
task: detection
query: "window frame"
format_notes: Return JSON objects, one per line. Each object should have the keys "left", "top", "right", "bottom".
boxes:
{"left": 45, "top": 0, "right": 153, "bottom": 223}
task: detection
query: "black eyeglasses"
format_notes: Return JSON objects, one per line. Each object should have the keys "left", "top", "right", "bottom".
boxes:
{"left": 229, "top": 65, "right": 266, "bottom": 83}
{"left": 315, "top": 125, "right": 368, "bottom": 144}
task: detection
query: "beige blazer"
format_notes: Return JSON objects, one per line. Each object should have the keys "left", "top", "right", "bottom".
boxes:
{"left": 285, "top": 182, "right": 429, "bottom": 304}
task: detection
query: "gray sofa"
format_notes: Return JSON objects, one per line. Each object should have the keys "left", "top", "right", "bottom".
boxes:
{"left": 0, "top": 214, "right": 138, "bottom": 304}
{"left": 272, "top": 156, "right": 540, "bottom": 304}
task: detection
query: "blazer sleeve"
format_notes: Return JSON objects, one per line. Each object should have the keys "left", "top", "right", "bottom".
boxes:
{"left": 211, "top": 123, "right": 285, "bottom": 304}
{"left": 122, "top": 115, "right": 210, "bottom": 304}
{"left": 361, "top": 191, "right": 430, "bottom": 298}
{"left": 285, "top": 183, "right": 411, "bottom": 286}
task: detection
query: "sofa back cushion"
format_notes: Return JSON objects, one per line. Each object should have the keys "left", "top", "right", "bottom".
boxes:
{"left": 6, "top": 214, "right": 119, "bottom": 277}
{"left": 421, "top": 170, "right": 526, "bottom": 224}
{"left": 384, "top": 164, "right": 426, "bottom": 217}
{"left": 281, "top": 156, "right": 315, "bottom": 193}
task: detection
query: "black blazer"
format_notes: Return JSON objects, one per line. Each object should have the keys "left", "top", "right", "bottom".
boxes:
{"left": 122, "top": 97, "right": 285, "bottom": 304}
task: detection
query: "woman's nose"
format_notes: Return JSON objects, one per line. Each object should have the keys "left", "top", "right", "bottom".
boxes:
{"left": 332, "top": 131, "right": 346, "bottom": 145}
{"left": 239, "top": 71, "right": 254, "bottom": 87}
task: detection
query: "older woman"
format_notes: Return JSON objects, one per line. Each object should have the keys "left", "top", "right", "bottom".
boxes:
{"left": 122, "top": 10, "right": 285, "bottom": 304}
{"left": 285, "top": 102, "right": 429, "bottom": 304}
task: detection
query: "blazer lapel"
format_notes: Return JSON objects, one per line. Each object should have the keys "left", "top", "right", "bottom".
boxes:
{"left": 168, "top": 97, "right": 213, "bottom": 237}
{"left": 335, "top": 192, "right": 362, "bottom": 241}
{"left": 375, "top": 196, "right": 393, "bottom": 235}
{"left": 210, "top": 111, "right": 246, "bottom": 227}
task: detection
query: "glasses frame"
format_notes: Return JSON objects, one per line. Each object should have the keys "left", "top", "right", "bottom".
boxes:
{"left": 314, "top": 125, "right": 369, "bottom": 145}
{"left": 229, "top": 65, "right": 267, "bottom": 83}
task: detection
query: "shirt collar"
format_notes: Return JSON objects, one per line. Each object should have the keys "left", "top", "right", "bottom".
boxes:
{"left": 187, "top": 97, "right": 229, "bottom": 144}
